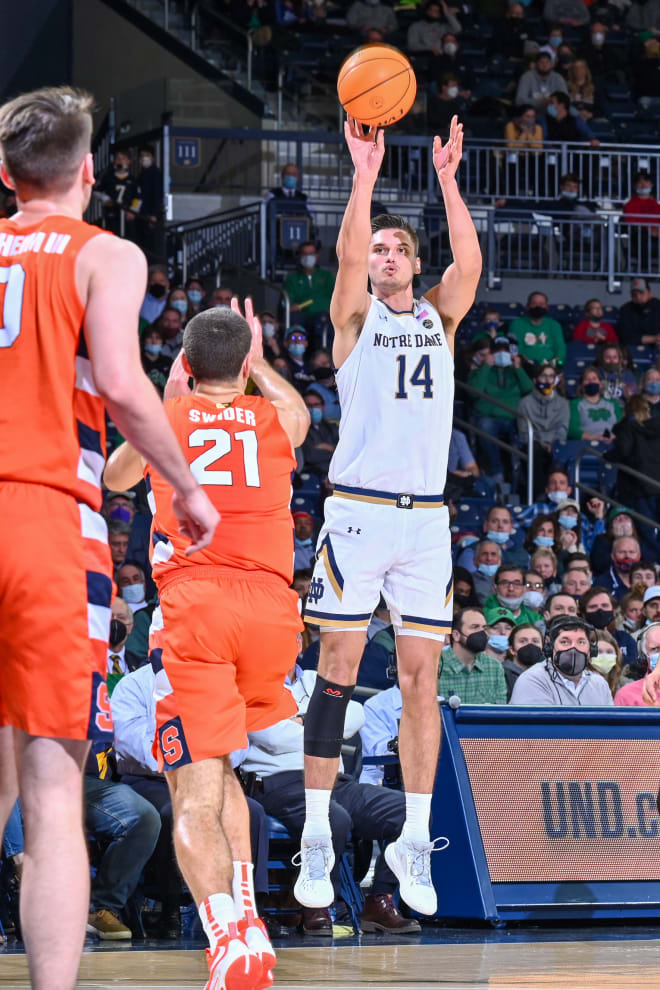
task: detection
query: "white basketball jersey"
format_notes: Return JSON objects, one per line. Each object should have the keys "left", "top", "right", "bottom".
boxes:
{"left": 329, "top": 294, "right": 454, "bottom": 494}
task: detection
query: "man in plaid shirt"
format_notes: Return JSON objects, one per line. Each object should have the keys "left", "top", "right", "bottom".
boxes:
{"left": 437, "top": 608, "right": 508, "bottom": 705}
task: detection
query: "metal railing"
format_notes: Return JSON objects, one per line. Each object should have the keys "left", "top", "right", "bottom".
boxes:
{"left": 168, "top": 200, "right": 267, "bottom": 282}
{"left": 574, "top": 447, "right": 660, "bottom": 534}
{"left": 455, "top": 381, "right": 535, "bottom": 506}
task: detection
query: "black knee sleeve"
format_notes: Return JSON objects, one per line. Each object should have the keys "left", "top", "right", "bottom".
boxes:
{"left": 303, "top": 676, "right": 355, "bottom": 758}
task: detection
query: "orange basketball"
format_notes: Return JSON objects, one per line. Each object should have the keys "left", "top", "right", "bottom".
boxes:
{"left": 337, "top": 44, "right": 417, "bottom": 128}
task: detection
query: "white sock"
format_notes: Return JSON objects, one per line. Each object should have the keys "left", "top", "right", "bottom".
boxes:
{"left": 199, "top": 892, "right": 237, "bottom": 951}
{"left": 302, "top": 788, "right": 332, "bottom": 838}
{"left": 233, "top": 861, "right": 257, "bottom": 921}
{"left": 401, "top": 792, "right": 432, "bottom": 843}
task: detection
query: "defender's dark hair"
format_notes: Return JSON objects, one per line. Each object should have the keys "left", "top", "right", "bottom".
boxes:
{"left": 370, "top": 214, "right": 420, "bottom": 258}
{"left": 183, "top": 308, "right": 252, "bottom": 382}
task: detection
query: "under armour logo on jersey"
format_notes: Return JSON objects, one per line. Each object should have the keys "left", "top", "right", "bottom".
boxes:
{"left": 308, "top": 577, "right": 325, "bottom": 604}
{"left": 347, "top": 526, "right": 361, "bottom": 534}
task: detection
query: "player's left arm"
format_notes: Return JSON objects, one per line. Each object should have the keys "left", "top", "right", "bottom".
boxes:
{"left": 424, "top": 117, "right": 482, "bottom": 355}
{"left": 103, "top": 441, "right": 146, "bottom": 492}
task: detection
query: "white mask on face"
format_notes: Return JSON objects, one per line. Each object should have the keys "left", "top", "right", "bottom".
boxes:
{"left": 121, "top": 583, "right": 145, "bottom": 605}
{"left": 300, "top": 255, "right": 316, "bottom": 269}
{"left": 444, "top": 43, "right": 458, "bottom": 56}
{"left": 592, "top": 32, "right": 605, "bottom": 46}
{"left": 446, "top": 86, "right": 459, "bottom": 99}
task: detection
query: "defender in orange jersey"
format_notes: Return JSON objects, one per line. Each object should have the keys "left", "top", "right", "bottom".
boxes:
{"left": 0, "top": 86, "right": 218, "bottom": 990}
{"left": 104, "top": 298, "right": 309, "bottom": 990}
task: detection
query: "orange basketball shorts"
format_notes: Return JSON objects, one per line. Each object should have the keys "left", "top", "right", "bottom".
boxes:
{"left": 0, "top": 482, "right": 113, "bottom": 740}
{"left": 154, "top": 566, "right": 302, "bottom": 770}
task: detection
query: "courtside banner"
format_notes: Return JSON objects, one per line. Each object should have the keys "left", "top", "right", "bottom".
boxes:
{"left": 461, "top": 737, "right": 660, "bottom": 883}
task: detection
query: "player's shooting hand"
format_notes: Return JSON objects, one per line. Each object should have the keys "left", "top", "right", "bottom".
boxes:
{"left": 641, "top": 666, "right": 660, "bottom": 706}
{"left": 171, "top": 487, "right": 220, "bottom": 556}
{"left": 232, "top": 295, "right": 264, "bottom": 365}
{"left": 344, "top": 115, "right": 385, "bottom": 182}
{"left": 433, "top": 115, "right": 464, "bottom": 186}
{"left": 164, "top": 350, "right": 193, "bottom": 401}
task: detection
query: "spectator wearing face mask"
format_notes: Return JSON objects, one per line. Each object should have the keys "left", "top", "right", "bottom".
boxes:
{"left": 518, "top": 467, "right": 574, "bottom": 525}
{"left": 568, "top": 367, "right": 622, "bottom": 443}
{"left": 306, "top": 349, "right": 340, "bottom": 421}
{"left": 439, "top": 608, "right": 508, "bottom": 704}
{"left": 269, "top": 163, "right": 308, "bottom": 203}
{"left": 407, "top": 1, "right": 463, "bottom": 56}
{"left": 588, "top": 629, "right": 623, "bottom": 698}
{"left": 452, "top": 566, "right": 481, "bottom": 613}
{"left": 515, "top": 51, "right": 568, "bottom": 113}
{"left": 185, "top": 278, "right": 206, "bottom": 314}
{"left": 484, "top": 606, "right": 517, "bottom": 663}
{"left": 594, "top": 535, "right": 643, "bottom": 602}
{"left": 157, "top": 306, "right": 184, "bottom": 361}
{"left": 504, "top": 104, "right": 544, "bottom": 150}
{"left": 167, "top": 287, "right": 193, "bottom": 326}
{"left": 640, "top": 368, "right": 660, "bottom": 418}
{"left": 284, "top": 326, "right": 314, "bottom": 391}
{"left": 594, "top": 343, "right": 637, "bottom": 404}
{"left": 283, "top": 241, "right": 335, "bottom": 334}
{"left": 489, "top": 3, "right": 531, "bottom": 62}
{"left": 483, "top": 565, "right": 544, "bottom": 626}
{"left": 468, "top": 335, "right": 533, "bottom": 483}
{"left": 301, "top": 391, "right": 339, "bottom": 477}
{"left": 96, "top": 150, "right": 140, "bottom": 239}
{"left": 140, "top": 326, "right": 172, "bottom": 396}
{"left": 578, "top": 22, "right": 613, "bottom": 81}
{"left": 605, "top": 394, "right": 660, "bottom": 546}
{"left": 136, "top": 145, "right": 163, "bottom": 256}
{"left": 615, "top": 622, "right": 660, "bottom": 705}
{"left": 618, "top": 587, "right": 645, "bottom": 635}
{"left": 579, "top": 586, "right": 638, "bottom": 667}
{"left": 430, "top": 34, "right": 473, "bottom": 97}
{"left": 139, "top": 264, "right": 170, "bottom": 325}
{"left": 573, "top": 299, "right": 618, "bottom": 344}
{"left": 623, "top": 176, "right": 660, "bottom": 270}
{"left": 463, "top": 540, "right": 501, "bottom": 604}
{"left": 260, "top": 311, "right": 283, "bottom": 362}
{"left": 510, "top": 615, "right": 613, "bottom": 705}
{"left": 459, "top": 505, "right": 529, "bottom": 574}
{"left": 293, "top": 511, "right": 316, "bottom": 570}
{"left": 503, "top": 622, "right": 544, "bottom": 700}
{"left": 510, "top": 293, "right": 566, "bottom": 368}
{"left": 427, "top": 74, "right": 466, "bottom": 132}
{"left": 524, "top": 514, "right": 561, "bottom": 560}
{"left": 523, "top": 570, "right": 547, "bottom": 614}
{"left": 107, "top": 598, "right": 138, "bottom": 694}
{"left": 517, "top": 362, "right": 570, "bottom": 496}
{"left": 553, "top": 498, "right": 586, "bottom": 560}
{"left": 617, "top": 279, "right": 660, "bottom": 349}
{"left": 531, "top": 546, "right": 562, "bottom": 596}
{"left": 544, "top": 92, "right": 600, "bottom": 147}
{"left": 346, "top": 0, "right": 398, "bottom": 36}
{"left": 116, "top": 561, "right": 157, "bottom": 662}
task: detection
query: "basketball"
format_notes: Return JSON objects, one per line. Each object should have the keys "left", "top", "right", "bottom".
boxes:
{"left": 337, "top": 44, "right": 416, "bottom": 128}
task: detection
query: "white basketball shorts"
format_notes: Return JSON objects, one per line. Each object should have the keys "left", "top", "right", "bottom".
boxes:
{"left": 304, "top": 484, "right": 453, "bottom": 642}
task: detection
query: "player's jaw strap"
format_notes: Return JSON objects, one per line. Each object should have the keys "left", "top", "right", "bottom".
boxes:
{"left": 303, "top": 676, "right": 355, "bottom": 759}
{"left": 333, "top": 484, "right": 444, "bottom": 509}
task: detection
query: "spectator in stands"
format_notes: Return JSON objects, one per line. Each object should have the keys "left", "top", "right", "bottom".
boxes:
{"left": 632, "top": 36, "right": 660, "bottom": 101}
{"left": 139, "top": 263, "right": 170, "bottom": 325}
{"left": 185, "top": 277, "right": 206, "bottom": 315}
{"left": 484, "top": 564, "right": 543, "bottom": 625}
{"left": 209, "top": 287, "right": 233, "bottom": 309}
{"left": 346, "top": 0, "right": 398, "bottom": 37}
{"left": 136, "top": 145, "right": 163, "bottom": 256}
{"left": 511, "top": 614, "right": 613, "bottom": 705}
{"left": 523, "top": 570, "right": 547, "bottom": 613}
{"left": 306, "top": 349, "right": 340, "bottom": 420}
{"left": 619, "top": 587, "right": 645, "bottom": 633}
{"left": 466, "top": 540, "right": 500, "bottom": 603}
{"left": 590, "top": 506, "right": 640, "bottom": 573}
{"left": 562, "top": 567, "right": 592, "bottom": 600}
{"left": 96, "top": 150, "right": 139, "bottom": 239}
{"left": 108, "top": 521, "right": 131, "bottom": 573}
{"left": 594, "top": 343, "right": 637, "bottom": 402}
{"left": 503, "top": 623, "right": 544, "bottom": 700}
{"left": 551, "top": 173, "right": 597, "bottom": 218}
{"left": 489, "top": 3, "right": 532, "bottom": 62}
{"left": 515, "top": 51, "right": 568, "bottom": 113}
{"left": 578, "top": 21, "right": 616, "bottom": 80}
{"left": 539, "top": 24, "right": 564, "bottom": 63}
{"left": 269, "top": 163, "right": 308, "bottom": 204}
{"left": 158, "top": 306, "right": 184, "bottom": 360}
{"left": 485, "top": 605, "right": 517, "bottom": 662}
{"left": 504, "top": 104, "right": 544, "bottom": 150}
{"left": 518, "top": 363, "right": 570, "bottom": 495}
{"left": 439, "top": 608, "right": 508, "bottom": 703}
{"left": 622, "top": 175, "right": 660, "bottom": 269}
{"left": 531, "top": 546, "right": 562, "bottom": 595}
{"left": 85, "top": 748, "right": 161, "bottom": 939}
{"left": 641, "top": 367, "right": 660, "bottom": 417}
{"left": 431, "top": 33, "right": 473, "bottom": 97}
{"left": 563, "top": 550, "right": 592, "bottom": 576}
{"left": 568, "top": 366, "right": 622, "bottom": 442}
{"left": 579, "top": 585, "right": 638, "bottom": 665}
{"left": 427, "top": 74, "right": 467, "bottom": 132}
{"left": 293, "top": 511, "right": 316, "bottom": 570}
{"left": 453, "top": 565, "right": 481, "bottom": 611}
{"left": 117, "top": 558, "right": 152, "bottom": 621}
{"left": 284, "top": 326, "right": 314, "bottom": 391}
{"left": 566, "top": 59, "right": 596, "bottom": 116}
{"left": 407, "top": 1, "right": 463, "bottom": 56}
{"left": 606, "top": 394, "right": 660, "bottom": 536}
{"left": 469, "top": 334, "right": 533, "bottom": 483}
{"left": 458, "top": 505, "right": 528, "bottom": 572}
{"left": 631, "top": 562, "right": 659, "bottom": 590}
{"left": 554, "top": 498, "right": 585, "bottom": 556}
{"left": 244, "top": 664, "right": 419, "bottom": 935}
{"left": 577, "top": 491, "right": 608, "bottom": 550}
{"left": 107, "top": 597, "right": 137, "bottom": 691}
{"left": 167, "top": 287, "right": 193, "bottom": 326}
{"left": 543, "top": 591, "right": 579, "bottom": 625}
{"left": 642, "top": 585, "right": 660, "bottom": 625}
{"left": 301, "top": 390, "right": 339, "bottom": 476}
{"left": 478, "top": 308, "right": 508, "bottom": 339}
{"left": 544, "top": 92, "right": 600, "bottom": 146}
{"left": 140, "top": 326, "right": 172, "bottom": 395}
{"left": 261, "top": 310, "right": 284, "bottom": 362}
{"left": 615, "top": 622, "right": 660, "bottom": 705}
{"left": 543, "top": 0, "right": 589, "bottom": 26}
{"left": 573, "top": 299, "right": 618, "bottom": 344}
{"left": 519, "top": 465, "right": 574, "bottom": 523}
{"left": 594, "top": 535, "right": 643, "bottom": 601}
{"left": 589, "top": 628, "right": 623, "bottom": 698}
{"left": 283, "top": 241, "right": 335, "bottom": 333}
{"left": 510, "top": 293, "right": 566, "bottom": 368}
{"left": 524, "top": 514, "right": 561, "bottom": 558}
{"left": 447, "top": 428, "right": 480, "bottom": 496}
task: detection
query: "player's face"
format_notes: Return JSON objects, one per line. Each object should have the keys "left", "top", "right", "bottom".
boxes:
{"left": 369, "top": 229, "right": 420, "bottom": 292}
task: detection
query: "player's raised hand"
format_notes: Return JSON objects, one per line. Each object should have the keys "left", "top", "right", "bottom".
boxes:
{"left": 641, "top": 665, "right": 660, "bottom": 706}
{"left": 232, "top": 295, "right": 263, "bottom": 365}
{"left": 164, "top": 349, "right": 192, "bottom": 401}
{"left": 171, "top": 487, "right": 220, "bottom": 556}
{"left": 433, "top": 115, "right": 464, "bottom": 186}
{"left": 344, "top": 115, "right": 385, "bottom": 182}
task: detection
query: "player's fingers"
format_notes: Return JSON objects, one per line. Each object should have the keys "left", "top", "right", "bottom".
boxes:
{"left": 245, "top": 296, "right": 254, "bottom": 325}
{"left": 231, "top": 295, "right": 242, "bottom": 317}
{"left": 184, "top": 523, "right": 216, "bottom": 556}
{"left": 377, "top": 128, "right": 385, "bottom": 151}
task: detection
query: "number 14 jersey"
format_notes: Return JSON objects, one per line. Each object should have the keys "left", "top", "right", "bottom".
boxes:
{"left": 147, "top": 393, "right": 296, "bottom": 587}
{"left": 329, "top": 295, "right": 454, "bottom": 496}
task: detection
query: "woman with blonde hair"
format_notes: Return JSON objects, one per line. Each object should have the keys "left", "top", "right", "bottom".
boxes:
{"left": 590, "top": 628, "right": 623, "bottom": 698}
{"left": 566, "top": 59, "right": 595, "bottom": 116}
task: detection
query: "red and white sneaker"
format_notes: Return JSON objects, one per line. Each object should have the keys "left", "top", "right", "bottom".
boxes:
{"left": 238, "top": 913, "right": 276, "bottom": 990}
{"left": 203, "top": 924, "right": 262, "bottom": 990}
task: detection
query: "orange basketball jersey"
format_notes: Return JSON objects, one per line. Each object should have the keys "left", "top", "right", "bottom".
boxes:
{"left": 0, "top": 215, "right": 108, "bottom": 510}
{"left": 147, "top": 392, "right": 296, "bottom": 586}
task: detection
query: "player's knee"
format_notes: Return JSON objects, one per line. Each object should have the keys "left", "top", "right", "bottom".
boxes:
{"left": 303, "top": 676, "right": 355, "bottom": 759}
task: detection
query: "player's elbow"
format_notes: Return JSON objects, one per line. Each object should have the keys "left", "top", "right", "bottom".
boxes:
{"left": 293, "top": 405, "right": 312, "bottom": 447}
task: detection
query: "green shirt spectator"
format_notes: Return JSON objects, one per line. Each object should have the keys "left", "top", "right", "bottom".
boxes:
{"left": 283, "top": 241, "right": 335, "bottom": 320}
{"left": 510, "top": 292, "right": 566, "bottom": 367}
{"left": 469, "top": 355, "right": 534, "bottom": 420}
{"left": 482, "top": 594, "right": 541, "bottom": 626}
{"left": 569, "top": 366, "right": 623, "bottom": 441}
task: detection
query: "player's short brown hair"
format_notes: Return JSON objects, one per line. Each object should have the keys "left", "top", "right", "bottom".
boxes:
{"left": 183, "top": 308, "right": 252, "bottom": 383}
{"left": 370, "top": 214, "right": 419, "bottom": 258}
{"left": 0, "top": 86, "right": 93, "bottom": 194}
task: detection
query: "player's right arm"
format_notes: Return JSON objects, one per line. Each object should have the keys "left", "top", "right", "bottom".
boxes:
{"left": 78, "top": 235, "right": 219, "bottom": 554}
{"left": 103, "top": 441, "right": 145, "bottom": 493}
{"left": 330, "top": 116, "right": 385, "bottom": 367}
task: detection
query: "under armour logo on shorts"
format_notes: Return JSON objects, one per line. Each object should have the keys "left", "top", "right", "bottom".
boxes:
{"left": 397, "top": 494, "right": 413, "bottom": 509}
{"left": 308, "top": 576, "right": 325, "bottom": 604}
